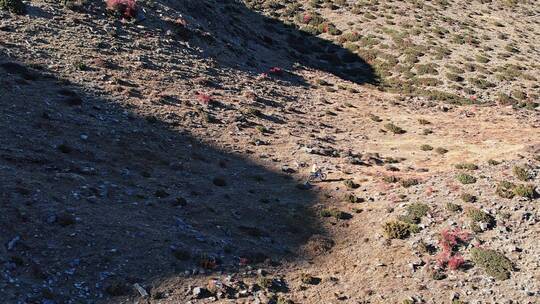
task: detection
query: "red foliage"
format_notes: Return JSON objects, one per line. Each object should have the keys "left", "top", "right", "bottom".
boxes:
{"left": 106, "top": 0, "right": 137, "bottom": 19}
{"left": 439, "top": 228, "right": 470, "bottom": 252}
{"left": 303, "top": 14, "right": 312, "bottom": 24}
{"left": 436, "top": 228, "right": 470, "bottom": 270}
{"left": 268, "top": 67, "right": 283, "bottom": 76}
{"left": 322, "top": 24, "right": 329, "bottom": 33}
{"left": 435, "top": 250, "right": 451, "bottom": 267}
{"left": 239, "top": 258, "right": 249, "bottom": 266}
{"left": 196, "top": 92, "right": 212, "bottom": 104}
{"left": 448, "top": 254, "right": 465, "bottom": 270}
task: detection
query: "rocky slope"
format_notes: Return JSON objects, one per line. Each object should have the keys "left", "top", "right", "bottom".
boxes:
{"left": 0, "top": 1, "right": 539, "bottom": 303}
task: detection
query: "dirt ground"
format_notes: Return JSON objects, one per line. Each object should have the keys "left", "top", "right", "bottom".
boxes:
{"left": 0, "top": 1, "right": 539, "bottom": 304}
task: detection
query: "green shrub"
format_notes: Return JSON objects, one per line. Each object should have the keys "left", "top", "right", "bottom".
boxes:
{"left": 343, "top": 179, "right": 359, "bottom": 189}
{"left": 455, "top": 163, "right": 478, "bottom": 170}
{"left": 475, "top": 55, "right": 490, "bottom": 63}
{"left": 460, "top": 193, "right": 476, "bottom": 203}
{"left": 418, "top": 118, "right": 431, "bottom": 125}
{"left": 470, "top": 248, "right": 513, "bottom": 280}
{"left": 496, "top": 181, "right": 516, "bottom": 199}
{"left": 435, "top": 147, "right": 449, "bottom": 155}
{"left": 512, "top": 184, "right": 536, "bottom": 199}
{"left": 446, "top": 202, "right": 462, "bottom": 212}
{"left": 487, "top": 159, "right": 500, "bottom": 166}
{"left": 467, "top": 208, "right": 495, "bottom": 231}
{"left": 421, "top": 144, "right": 433, "bottom": 151}
{"left": 369, "top": 113, "right": 383, "bottom": 122}
{"left": 300, "top": 273, "right": 320, "bottom": 285}
{"left": 401, "top": 178, "right": 419, "bottom": 188}
{"left": 345, "top": 193, "right": 364, "bottom": 203}
{"left": 384, "top": 123, "right": 406, "bottom": 134}
{"left": 383, "top": 220, "right": 418, "bottom": 239}
{"left": 446, "top": 73, "right": 464, "bottom": 82}
{"left": 456, "top": 173, "right": 476, "bottom": 184}
{"left": 399, "top": 203, "right": 429, "bottom": 224}
{"left": 320, "top": 208, "right": 350, "bottom": 220}
{"left": 512, "top": 166, "right": 530, "bottom": 181}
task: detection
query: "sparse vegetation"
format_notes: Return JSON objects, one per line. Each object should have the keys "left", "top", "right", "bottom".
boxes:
{"left": 455, "top": 163, "right": 478, "bottom": 170}
{"left": 467, "top": 208, "right": 495, "bottom": 232}
{"left": 460, "top": 193, "right": 476, "bottom": 203}
{"left": 496, "top": 181, "right": 516, "bottom": 199}
{"left": 470, "top": 248, "right": 513, "bottom": 280}
{"left": 456, "top": 173, "right": 476, "bottom": 184}
{"left": 512, "top": 166, "right": 530, "bottom": 181}
{"left": 106, "top": 0, "right": 137, "bottom": 18}
{"left": 343, "top": 179, "right": 359, "bottom": 189}
{"left": 512, "top": 184, "right": 536, "bottom": 199}
{"left": 435, "top": 147, "right": 449, "bottom": 155}
{"left": 2, "top": 0, "right": 539, "bottom": 302}
{"left": 446, "top": 202, "right": 462, "bottom": 212}
{"left": 369, "top": 113, "right": 383, "bottom": 122}
{"left": 383, "top": 220, "right": 418, "bottom": 239}
{"left": 320, "top": 208, "right": 350, "bottom": 220}
{"left": 401, "top": 178, "right": 419, "bottom": 188}
{"left": 421, "top": 144, "right": 433, "bottom": 151}
{"left": 384, "top": 123, "right": 406, "bottom": 134}
{"left": 398, "top": 203, "right": 429, "bottom": 224}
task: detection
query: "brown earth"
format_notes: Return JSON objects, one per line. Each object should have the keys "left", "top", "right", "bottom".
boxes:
{"left": 0, "top": 1, "right": 539, "bottom": 304}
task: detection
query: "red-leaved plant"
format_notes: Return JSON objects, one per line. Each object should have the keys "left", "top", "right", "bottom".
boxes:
{"left": 436, "top": 228, "right": 470, "bottom": 270}
{"left": 268, "top": 67, "right": 283, "bottom": 76}
{"left": 196, "top": 92, "right": 212, "bottom": 105}
{"left": 447, "top": 254, "right": 465, "bottom": 270}
{"left": 106, "top": 0, "right": 137, "bottom": 19}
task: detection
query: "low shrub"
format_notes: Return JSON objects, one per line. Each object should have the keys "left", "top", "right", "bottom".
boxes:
{"left": 383, "top": 220, "right": 418, "bottom": 239}
{"left": 467, "top": 208, "right": 495, "bottom": 232}
{"left": 512, "top": 184, "right": 536, "bottom": 199}
{"left": 455, "top": 163, "right": 478, "bottom": 170}
{"left": 512, "top": 166, "right": 530, "bottom": 181}
{"left": 456, "top": 173, "right": 476, "bottom": 184}
{"left": 496, "top": 181, "right": 515, "bottom": 199}
{"left": 470, "top": 248, "right": 513, "bottom": 280}
{"left": 384, "top": 123, "right": 406, "bottom": 134}
{"left": 106, "top": 0, "right": 137, "bottom": 19}
{"left": 398, "top": 203, "right": 429, "bottom": 224}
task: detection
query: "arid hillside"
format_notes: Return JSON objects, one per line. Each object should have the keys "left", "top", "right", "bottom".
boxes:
{"left": 0, "top": 1, "right": 539, "bottom": 304}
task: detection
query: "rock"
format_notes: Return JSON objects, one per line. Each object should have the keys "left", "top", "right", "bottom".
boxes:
{"left": 207, "top": 279, "right": 235, "bottom": 299}
{"left": 133, "top": 283, "right": 149, "bottom": 298}
{"left": 281, "top": 166, "right": 296, "bottom": 173}
{"left": 6, "top": 236, "right": 20, "bottom": 251}
{"left": 192, "top": 286, "right": 211, "bottom": 299}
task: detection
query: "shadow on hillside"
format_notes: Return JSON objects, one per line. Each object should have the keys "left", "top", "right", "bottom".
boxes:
{"left": 0, "top": 55, "right": 324, "bottom": 303}
{"left": 129, "top": 0, "right": 378, "bottom": 86}
{"left": 155, "top": 0, "right": 378, "bottom": 84}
